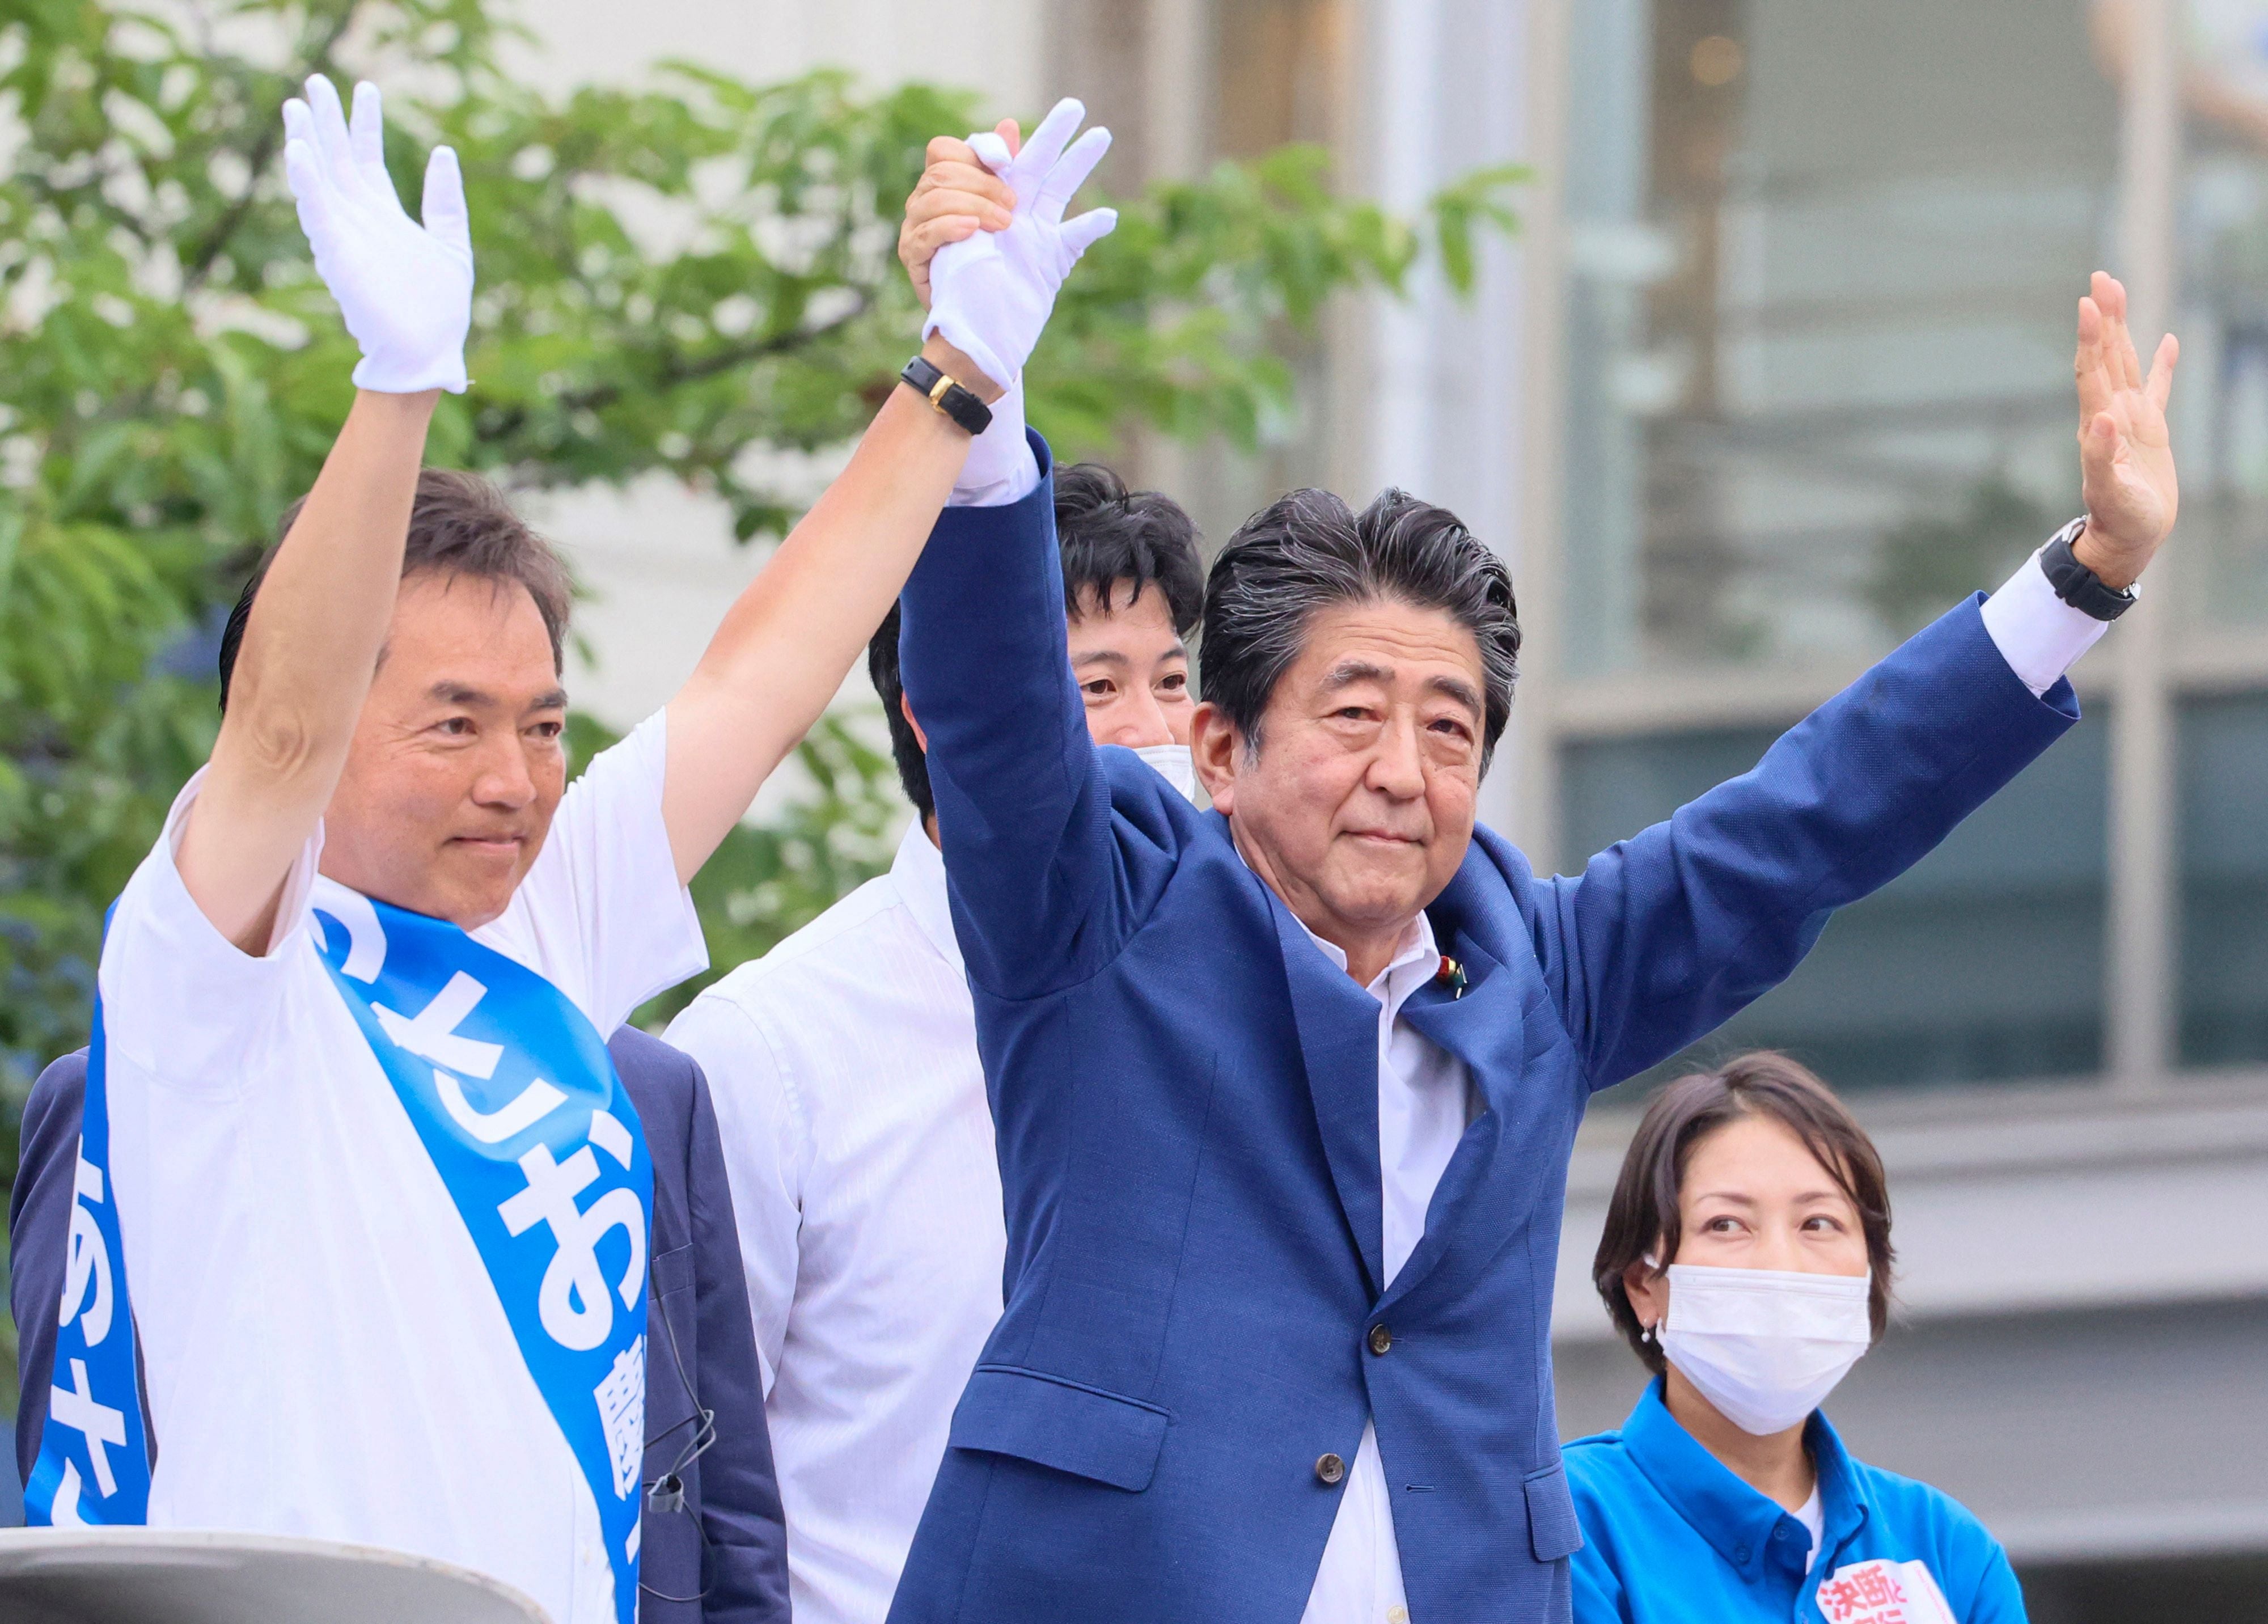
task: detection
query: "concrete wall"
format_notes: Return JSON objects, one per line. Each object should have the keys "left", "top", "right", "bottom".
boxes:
{"left": 510, "top": 2, "right": 1047, "bottom": 740}
{"left": 1345, "top": 0, "right": 1538, "bottom": 839}
{"left": 513, "top": 1, "right": 1048, "bottom": 108}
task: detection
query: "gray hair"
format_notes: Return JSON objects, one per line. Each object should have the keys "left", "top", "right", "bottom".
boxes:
{"left": 1199, "top": 487, "right": 1520, "bottom": 766}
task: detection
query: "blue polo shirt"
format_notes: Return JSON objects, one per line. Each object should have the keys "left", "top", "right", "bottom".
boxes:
{"left": 1563, "top": 1381, "right": 2027, "bottom": 1623}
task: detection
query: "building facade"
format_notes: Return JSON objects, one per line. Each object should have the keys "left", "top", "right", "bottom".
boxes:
{"left": 537, "top": 2, "right": 2268, "bottom": 1615}
{"left": 1521, "top": 1, "right": 2268, "bottom": 1618}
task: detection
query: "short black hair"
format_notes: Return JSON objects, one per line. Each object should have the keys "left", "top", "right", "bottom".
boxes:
{"left": 1592, "top": 1052, "right": 1895, "bottom": 1376}
{"left": 218, "top": 468, "right": 572, "bottom": 710}
{"left": 873, "top": 463, "right": 1204, "bottom": 823}
{"left": 1055, "top": 462, "right": 1204, "bottom": 636}
{"left": 1200, "top": 487, "right": 1519, "bottom": 767}
{"left": 870, "top": 598, "right": 927, "bottom": 821}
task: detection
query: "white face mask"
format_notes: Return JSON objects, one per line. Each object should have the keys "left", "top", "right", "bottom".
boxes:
{"left": 1658, "top": 1264, "right": 1872, "bottom": 1437}
{"left": 1133, "top": 742, "right": 1201, "bottom": 803}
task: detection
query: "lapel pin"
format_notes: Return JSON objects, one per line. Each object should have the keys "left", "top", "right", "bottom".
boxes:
{"left": 1435, "top": 955, "right": 1467, "bottom": 999}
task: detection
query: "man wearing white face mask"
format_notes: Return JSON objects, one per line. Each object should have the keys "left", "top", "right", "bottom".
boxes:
{"left": 1567, "top": 1053, "right": 2026, "bottom": 1623}
{"left": 665, "top": 419, "right": 1205, "bottom": 1621}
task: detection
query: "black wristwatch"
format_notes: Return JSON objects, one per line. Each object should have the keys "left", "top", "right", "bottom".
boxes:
{"left": 899, "top": 355, "right": 993, "bottom": 437}
{"left": 2039, "top": 515, "right": 2138, "bottom": 621}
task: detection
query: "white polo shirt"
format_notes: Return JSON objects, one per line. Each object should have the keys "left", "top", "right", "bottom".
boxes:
{"left": 664, "top": 823, "right": 1006, "bottom": 1624}
{"left": 96, "top": 713, "right": 705, "bottom": 1624}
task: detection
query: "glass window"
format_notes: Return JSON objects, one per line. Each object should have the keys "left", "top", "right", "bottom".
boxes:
{"left": 1560, "top": 710, "right": 2110, "bottom": 1094}
{"left": 2164, "top": 0, "right": 2268, "bottom": 626}
{"left": 1562, "top": 0, "right": 2121, "bottom": 675}
{"left": 2178, "top": 691, "right": 2268, "bottom": 1063}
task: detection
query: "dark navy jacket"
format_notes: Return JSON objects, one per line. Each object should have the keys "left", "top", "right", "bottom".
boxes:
{"left": 887, "top": 435, "right": 2075, "bottom": 1624}
{"left": 11, "top": 1026, "right": 788, "bottom": 1623}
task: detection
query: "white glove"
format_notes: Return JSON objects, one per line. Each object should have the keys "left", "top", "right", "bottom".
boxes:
{"left": 283, "top": 76, "right": 473, "bottom": 395}
{"left": 923, "top": 98, "right": 1118, "bottom": 391}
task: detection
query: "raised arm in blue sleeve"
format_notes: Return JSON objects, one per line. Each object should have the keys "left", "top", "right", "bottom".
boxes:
{"left": 899, "top": 432, "right": 1176, "bottom": 1000}
{"left": 1535, "top": 595, "right": 2080, "bottom": 1090}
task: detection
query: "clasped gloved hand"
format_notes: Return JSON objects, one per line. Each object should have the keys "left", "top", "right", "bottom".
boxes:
{"left": 923, "top": 98, "right": 1119, "bottom": 394}
{"left": 282, "top": 75, "right": 473, "bottom": 395}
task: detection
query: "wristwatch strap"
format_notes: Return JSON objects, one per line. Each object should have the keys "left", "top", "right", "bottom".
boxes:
{"left": 2039, "top": 515, "right": 2137, "bottom": 622}
{"left": 899, "top": 355, "right": 993, "bottom": 437}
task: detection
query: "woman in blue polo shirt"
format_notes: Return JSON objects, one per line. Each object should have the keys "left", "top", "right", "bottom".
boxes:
{"left": 1564, "top": 1052, "right": 2027, "bottom": 1623}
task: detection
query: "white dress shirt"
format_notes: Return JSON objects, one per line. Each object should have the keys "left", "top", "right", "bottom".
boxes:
{"left": 664, "top": 824, "right": 1005, "bottom": 1624}
{"left": 1797, "top": 1485, "right": 1826, "bottom": 1572}
{"left": 1290, "top": 549, "right": 2106, "bottom": 1624}
{"left": 1292, "top": 908, "right": 1471, "bottom": 1624}
{"left": 1978, "top": 543, "right": 2113, "bottom": 697}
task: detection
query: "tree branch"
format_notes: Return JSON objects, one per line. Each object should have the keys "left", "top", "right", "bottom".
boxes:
{"left": 472, "top": 289, "right": 876, "bottom": 443}
{"left": 180, "top": 0, "right": 365, "bottom": 292}
{"left": 570, "top": 289, "right": 877, "bottom": 407}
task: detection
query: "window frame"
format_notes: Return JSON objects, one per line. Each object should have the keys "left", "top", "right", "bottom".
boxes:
{"left": 1514, "top": 0, "right": 2268, "bottom": 1103}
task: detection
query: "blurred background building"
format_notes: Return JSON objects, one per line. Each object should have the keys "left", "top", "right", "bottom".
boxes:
{"left": 527, "top": 2, "right": 2267, "bottom": 1618}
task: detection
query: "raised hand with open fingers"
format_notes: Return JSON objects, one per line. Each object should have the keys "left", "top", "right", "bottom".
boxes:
{"left": 282, "top": 75, "right": 473, "bottom": 395}
{"left": 2072, "top": 270, "right": 2179, "bottom": 590}
{"left": 921, "top": 98, "right": 1118, "bottom": 391}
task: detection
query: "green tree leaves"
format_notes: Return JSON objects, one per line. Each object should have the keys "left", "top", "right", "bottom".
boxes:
{"left": 0, "top": 0, "right": 1521, "bottom": 1119}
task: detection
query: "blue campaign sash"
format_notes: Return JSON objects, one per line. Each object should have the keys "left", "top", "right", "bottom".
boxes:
{"left": 25, "top": 976, "right": 157, "bottom": 1528}
{"left": 308, "top": 881, "right": 652, "bottom": 1624}
{"left": 33, "top": 882, "right": 652, "bottom": 1624}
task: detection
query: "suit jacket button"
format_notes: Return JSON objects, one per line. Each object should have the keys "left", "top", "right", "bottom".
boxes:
{"left": 1368, "top": 1324, "right": 1393, "bottom": 1356}
{"left": 1315, "top": 1453, "right": 1346, "bottom": 1485}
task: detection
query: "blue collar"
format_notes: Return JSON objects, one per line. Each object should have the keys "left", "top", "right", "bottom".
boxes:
{"left": 1620, "top": 1378, "right": 1871, "bottom": 1578}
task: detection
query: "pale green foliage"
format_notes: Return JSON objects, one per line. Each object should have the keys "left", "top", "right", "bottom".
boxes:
{"left": 0, "top": 0, "right": 1521, "bottom": 1120}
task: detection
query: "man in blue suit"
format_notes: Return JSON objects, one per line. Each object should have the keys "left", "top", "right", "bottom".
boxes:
{"left": 886, "top": 234, "right": 2180, "bottom": 1624}
{"left": 11, "top": 1027, "right": 790, "bottom": 1623}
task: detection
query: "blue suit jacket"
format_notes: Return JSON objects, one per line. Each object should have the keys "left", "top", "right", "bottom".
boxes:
{"left": 888, "top": 437, "right": 2076, "bottom": 1624}
{"left": 10, "top": 1026, "right": 789, "bottom": 1623}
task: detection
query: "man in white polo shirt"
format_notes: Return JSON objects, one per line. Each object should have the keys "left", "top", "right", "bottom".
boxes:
{"left": 663, "top": 454, "right": 1205, "bottom": 1624}
{"left": 28, "top": 76, "right": 1115, "bottom": 1624}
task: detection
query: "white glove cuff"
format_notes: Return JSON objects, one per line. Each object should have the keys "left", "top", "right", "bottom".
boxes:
{"left": 948, "top": 378, "right": 1039, "bottom": 508}
{"left": 350, "top": 349, "right": 471, "bottom": 396}
{"left": 920, "top": 311, "right": 1012, "bottom": 402}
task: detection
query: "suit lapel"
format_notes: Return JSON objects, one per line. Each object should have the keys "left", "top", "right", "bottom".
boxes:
{"left": 1382, "top": 920, "right": 1528, "bottom": 1308}
{"left": 1270, "top": 899, "right": 1387, "bottom": 1298}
